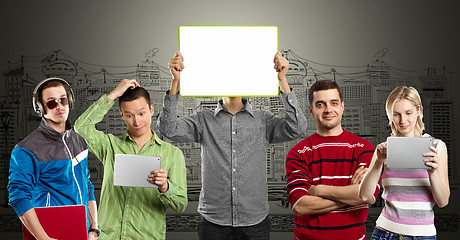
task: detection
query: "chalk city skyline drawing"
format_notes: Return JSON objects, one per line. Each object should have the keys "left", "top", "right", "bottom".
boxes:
{"left": 0, "top": 48, "right": 457, "bottom": 235}
{"left": 0, "top": 47, "right": 455, "bottom": 197}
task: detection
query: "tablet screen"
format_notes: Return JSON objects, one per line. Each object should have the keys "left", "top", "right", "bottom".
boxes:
{"left": 114, "top": 154, "right": 161, "bottom": 188}
{"left": 387, "top": 137, "right": 433, "bottom": 169}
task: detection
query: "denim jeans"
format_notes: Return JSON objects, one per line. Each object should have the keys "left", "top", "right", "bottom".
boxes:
{"left": 198, "top": 215, "right": 271, "bottom": 240}
{"left": 371, "top": 227, "right": 436, "bottom": 240}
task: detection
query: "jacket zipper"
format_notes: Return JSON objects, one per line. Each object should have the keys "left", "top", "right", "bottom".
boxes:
{"left": 62, "top": 131, "right": 83, "bottom": 205}
{"left": 46, "top": 192, "right": 50, "bottom": 207}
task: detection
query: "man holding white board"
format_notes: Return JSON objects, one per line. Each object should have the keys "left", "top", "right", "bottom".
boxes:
{"left": 158, "top": 50, "right": 307, "bottom": 239}
{"left": 75, "top": 79, "right": 188, "bottom": 240}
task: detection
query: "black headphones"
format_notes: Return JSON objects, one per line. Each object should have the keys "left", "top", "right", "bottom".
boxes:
{"left": 32, "top": 77, "right": 74, "bottom": 117}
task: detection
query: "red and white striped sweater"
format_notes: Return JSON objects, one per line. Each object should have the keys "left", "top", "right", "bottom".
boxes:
{"left": 286, "top": 130, "right": 378, "bottom": 240}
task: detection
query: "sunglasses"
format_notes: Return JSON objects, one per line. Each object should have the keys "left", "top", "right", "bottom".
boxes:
{"left": 45, "top": 97, "right": 69, "bottom": 109}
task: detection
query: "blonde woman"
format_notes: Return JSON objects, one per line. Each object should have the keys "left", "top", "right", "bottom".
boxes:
{"left": 359, "top": 86, "right": 450, "bottom": 239}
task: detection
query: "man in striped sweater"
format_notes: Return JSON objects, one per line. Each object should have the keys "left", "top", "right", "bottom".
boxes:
{"left": 285, "top": 80, "right": 379, "bottom": 240}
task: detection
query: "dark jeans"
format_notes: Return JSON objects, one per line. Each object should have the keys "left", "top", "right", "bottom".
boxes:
{"left": 371, "top": 227, "right": 436, "bottom": 240}
{"left": 198, "top": 215, "right": 271, "bottom": 240}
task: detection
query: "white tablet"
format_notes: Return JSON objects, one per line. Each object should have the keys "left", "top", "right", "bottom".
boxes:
{"left": 178, "top": 25, "right": 279, "bottom": 97}
{"left": 386, "top": 137, "right": 433, "bottom": 169}
{"left": 114, "top": 154, "right": 161, "bottom": 188}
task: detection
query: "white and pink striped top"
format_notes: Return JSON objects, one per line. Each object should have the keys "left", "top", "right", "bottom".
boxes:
{"left": 376, "top": 135, "right": 443, "bottom": 236}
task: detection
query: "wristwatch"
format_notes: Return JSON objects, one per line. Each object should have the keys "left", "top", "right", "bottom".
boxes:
{"left": 89, "top": 228, "right": 101, "bottom": 237}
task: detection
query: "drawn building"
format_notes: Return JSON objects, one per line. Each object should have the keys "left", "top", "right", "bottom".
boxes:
{"left": 0, "top": 50, "right": 456, "bottom": 206}
{"left": 431, "top": 102, "right": 454, "bottom": 178}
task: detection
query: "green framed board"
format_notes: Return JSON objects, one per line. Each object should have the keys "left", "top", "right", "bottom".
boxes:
{"left": 178, "top": 25, "right": 279, "bottom": 97}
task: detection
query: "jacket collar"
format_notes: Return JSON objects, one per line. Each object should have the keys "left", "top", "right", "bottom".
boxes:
{"left": 38, "top": 117, "right": 72, "bottom": 140}
{"left": 121, "top": 129, "right": 163, "bottom": 145}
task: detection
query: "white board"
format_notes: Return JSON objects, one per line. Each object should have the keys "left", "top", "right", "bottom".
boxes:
{"left": 179, "top": 26, "right": 279, "bottom": 97}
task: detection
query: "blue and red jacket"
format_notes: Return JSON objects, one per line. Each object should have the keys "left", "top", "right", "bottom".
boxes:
{"left": 8, "top": 118, "right": 95, "bottom": 229}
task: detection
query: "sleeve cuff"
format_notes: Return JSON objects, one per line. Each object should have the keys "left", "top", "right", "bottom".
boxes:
{"left": 281, "top": 91, "right": 300, "bottom": 107}
{"left": 13, "top": 199, "right": 34, "bottom": 217}
{"left": 100, "top": 94, "right": 115, "bottom": 106}
{"left": 288, "top": 188, "right": 309, "bottom": 208}
{"left": 86, "top": 94, "right": 115, "bottom": 115}
{"left": 158, "top": 180, "right": 175, "bottom": 199}
{"left": 292, "top": 195, "right": 306, "bottom": 210}
{"left": 280, "top": 87, "right": 293, "bottom": 95}
{"left": 163, "top": 91, "right": 179, "bottom": 107}
{"left": 89, "top": 191, "right": 96, "bottom": 201}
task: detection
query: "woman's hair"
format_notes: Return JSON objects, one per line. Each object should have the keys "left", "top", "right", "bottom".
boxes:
{"left": 386, "top": 86, "right": 424, "bottom": 137}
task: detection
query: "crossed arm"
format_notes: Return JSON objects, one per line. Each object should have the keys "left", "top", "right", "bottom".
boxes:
{"left": 292, "top": 166, "right": 374, "bottom": 216}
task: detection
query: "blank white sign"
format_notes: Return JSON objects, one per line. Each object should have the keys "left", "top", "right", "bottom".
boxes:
{"left": 179, "top": 26, "right": 279, "bottom": 97}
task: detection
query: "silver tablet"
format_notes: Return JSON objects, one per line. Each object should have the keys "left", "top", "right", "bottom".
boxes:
{"left": 113, "top": 154, "right": 161, "bottom": 188}
{"left": 386, "top": 137, "right": 433, "bottom": 169}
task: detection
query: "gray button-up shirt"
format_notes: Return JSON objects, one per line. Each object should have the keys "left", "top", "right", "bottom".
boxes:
{"left": 157, "top": 91, "right": 307, "bottom": 227}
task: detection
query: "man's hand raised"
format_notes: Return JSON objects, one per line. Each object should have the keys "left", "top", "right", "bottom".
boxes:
{"left": 273, "top": 52, "right": 291, "bottom": 93}
{"left": 169, "top": 51, "right": 184, "bottom": 81}
{"left": 107, "top": 79, "right": 140, "bottom": 101}
{"left": 168, "top": 51, "right": 184, "bottom": 95}
{"left": 274, "top": 52, "right": 289, "bottom": 80}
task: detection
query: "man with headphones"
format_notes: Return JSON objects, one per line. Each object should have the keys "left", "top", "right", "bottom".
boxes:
{"left": 7, "top": 78, "right": 100, "bottom": 240}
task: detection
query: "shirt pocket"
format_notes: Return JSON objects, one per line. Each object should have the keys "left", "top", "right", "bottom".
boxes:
{"left": 239, "top": 119, "right": 265, "bottom": 141}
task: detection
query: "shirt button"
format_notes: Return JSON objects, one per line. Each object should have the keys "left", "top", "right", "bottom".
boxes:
{"left": 232, "top": 131, "right": 235, "bottom": 134}
{"left": 232, "top": 168, "right": 236, "bottom": 172}
{"left": 289, "top": 99, "right": 292, "bottom": 102}
{"left": 126, "top": 205, "right": 129, "bottom": 208}
{"left": 232, "top": 149, "right": 235, "bottom": 153}
{"left": 233, "top": 187, "right": 236, "bottom": 191}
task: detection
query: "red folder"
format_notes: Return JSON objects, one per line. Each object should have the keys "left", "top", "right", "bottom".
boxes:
{"left": 22, "top": 205, "right": 87, "bottom": 240}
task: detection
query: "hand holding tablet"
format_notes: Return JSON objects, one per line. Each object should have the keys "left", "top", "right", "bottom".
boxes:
{"left": 114, "top": 154, "right": 161, "bottom": 188}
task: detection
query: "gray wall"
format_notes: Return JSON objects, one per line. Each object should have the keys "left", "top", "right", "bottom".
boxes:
{"left": 1, "top": 0, "right": 459, "bottom": 239}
